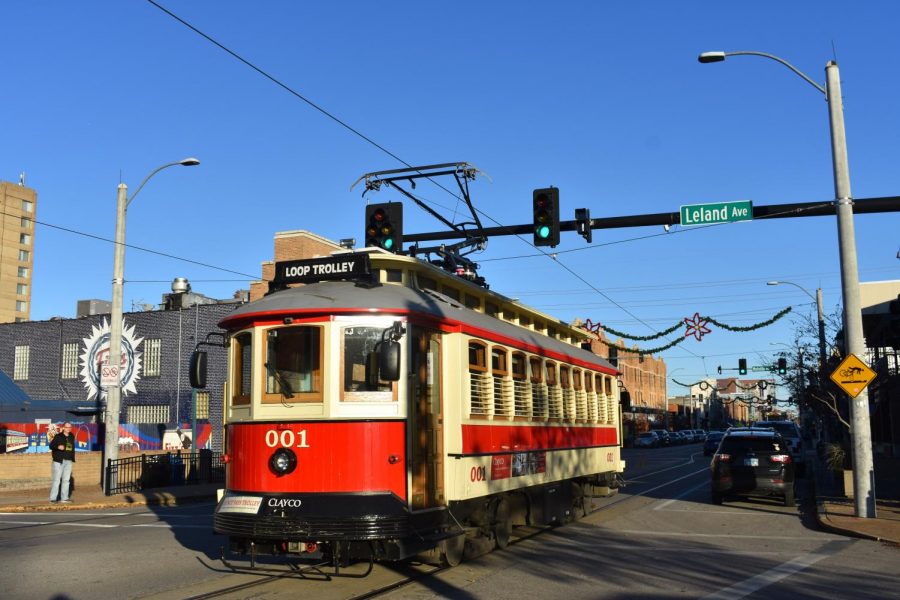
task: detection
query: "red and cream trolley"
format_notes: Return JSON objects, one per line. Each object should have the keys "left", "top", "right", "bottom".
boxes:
{"left": 195, "top": 249, "right": 624, "bottom": 571}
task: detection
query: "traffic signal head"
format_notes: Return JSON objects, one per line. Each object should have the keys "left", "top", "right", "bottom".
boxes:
{"left": 777, "top": 357, "right": 787, "bottom": 375}
{"left": 533, "top": 187, "right": 560, "bottom": 247}
{"left": 575, "top": 207, "right": 592, "bottom": 243}
{"left": 738, "top": 358, "right": 747, "bottom": 375}
{"left": 364, "top": 202, "right": 403, "bottom": 253}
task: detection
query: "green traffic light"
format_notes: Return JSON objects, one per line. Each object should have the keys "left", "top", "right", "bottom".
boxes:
{"left": 383, "top": 238, "right": 394, "bottom": 250}
{"left": 536, "top": 225, "right": 551, "bottom": 239}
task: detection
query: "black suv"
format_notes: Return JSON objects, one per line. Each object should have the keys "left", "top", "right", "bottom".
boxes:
{"left": 710, "top": 428, "right": 795, "bottom": 506}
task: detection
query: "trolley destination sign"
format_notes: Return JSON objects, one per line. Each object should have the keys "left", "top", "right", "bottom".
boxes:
{"left": 680, "top": 200, "right": 753, "bottom": 226}
{"left": 273, "top": 253, "right": 372, "bottom": 286}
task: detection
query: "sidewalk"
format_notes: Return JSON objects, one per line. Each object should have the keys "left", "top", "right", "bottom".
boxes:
{"left": 0, "top": 482, "right": 219, "bottom": 512}
{"left": 813, "top": 453, "right": 900, "bottom": 545}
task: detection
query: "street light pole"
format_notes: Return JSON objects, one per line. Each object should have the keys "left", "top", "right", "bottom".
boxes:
{"left": 700, "top": 51, "right": 875, "bottom": 517}
{"left": 767, "top": 280, "right": 828, "bottom": 368}
{"left": 102, "top": 158, "right": 200, "bottom": 493}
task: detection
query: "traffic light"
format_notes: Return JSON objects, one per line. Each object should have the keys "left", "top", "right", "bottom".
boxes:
{"left": 777, "top": 357, "right": 787, "bottom": 375}
{"left": 575, "top": 208, "right": 592, "bottom": 243}
{"left": 532, "top": 187, "right": 560, "bottom": 247}
{"left": 364, "top": 202, "right": 403, "bottom": 253}
{"left": 738, "top": 358, "right": 747, "bottom": 375}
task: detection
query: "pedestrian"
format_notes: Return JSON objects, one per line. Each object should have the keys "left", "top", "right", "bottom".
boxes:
{"left": 49, "top": 422, "right": 75, "bottom": 503}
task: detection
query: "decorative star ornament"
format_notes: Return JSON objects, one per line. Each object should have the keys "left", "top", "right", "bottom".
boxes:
{"left": 683, "top": 312, "right": 712, "bottom": 341}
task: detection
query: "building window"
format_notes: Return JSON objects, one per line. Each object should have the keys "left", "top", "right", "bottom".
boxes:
{"left": 17, "top": 267, "right": 28, "bottom": 278}
{"left": 16, "top": 284, "right": 27, "bottom": 295}
{"left": 194, "top": 391, "right": 210, "bottom": 420}
{"left": 18, "top": 250, "right": 29, "bottom": 262}
{"left": 22, "top": 200, "right": 33, "bottom": 213}
{"left": 20, "top": 233, "right": 31, "bottom": 245}
{"left": 14, "top": 346, "right": 29, "bottom": 380}
{"left": 127, "top": 404, "right": 170, "bottom": 424}
{"left": 61, "top": 343, "right": 79, "bottom": 379}
{"left": 15, "top": 300, "right": 27, "bottom": 312}
{"left": 21, "top": 217, "right": 31, "bottom": 229}
{"left": 144, "top": 339, "right": 162, "bottom": 377}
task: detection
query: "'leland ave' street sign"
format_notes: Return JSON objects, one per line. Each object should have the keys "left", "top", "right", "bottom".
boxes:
{"left": 680, "top": 200, "right": 753, "bottom": 226}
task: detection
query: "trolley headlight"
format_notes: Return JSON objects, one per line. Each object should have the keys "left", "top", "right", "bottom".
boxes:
{"left": 269, "top": 447, "right": 297, "bottom": 476}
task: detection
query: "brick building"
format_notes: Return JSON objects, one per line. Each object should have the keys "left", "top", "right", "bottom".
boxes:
{"left": 0, "top": 288, "right": 237, "bottom": 451}
{"left": 577, "top": 326, "right": 668, "bottom": 440}
{"left": 0, "top": 180, "right": 36, "bottom": 323}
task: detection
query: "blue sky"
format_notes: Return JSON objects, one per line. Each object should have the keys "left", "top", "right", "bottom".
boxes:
{"left": 3, "top": 1, "right": 899, "bottom": 397}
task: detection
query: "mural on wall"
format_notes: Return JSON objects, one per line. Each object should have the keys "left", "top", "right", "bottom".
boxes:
{"left": 0, "top": 422, "right": 98, "bottom": 453}
{"left": 0, "top": 422, "right": 211, "bottom": 453}
{"left": 79, "top": 318, "right": 144, "bottom": 400}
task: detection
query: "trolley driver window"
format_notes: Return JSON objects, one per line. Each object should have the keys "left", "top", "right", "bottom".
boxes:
{"left": 263, "top": 326, "right": 322, "bottom": 403}
{"left": 342, "top": 326, "right": 396, "bottom": 402}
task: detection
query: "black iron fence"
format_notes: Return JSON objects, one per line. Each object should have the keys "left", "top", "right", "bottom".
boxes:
{"left": 105, "top": 450, "right": 224, "bottom": 495}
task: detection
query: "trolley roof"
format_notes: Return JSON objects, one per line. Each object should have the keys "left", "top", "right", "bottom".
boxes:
{"left": 223, "top": 251, "right": 617, "bottom": 375}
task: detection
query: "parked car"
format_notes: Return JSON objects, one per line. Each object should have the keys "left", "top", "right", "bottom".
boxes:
{"left": 753, "top": 420, "right": 805, "bottom": 475}
{"left": 635, "top": 431, "right": 660, "bottom": 448}
{"left": 651, "top": 429, "right": 671, "bottom": 446}
{"left": 703, "top": 431, "right": 725, "bottom": 456}
{"left": 710, "top": 429, "right": 796, "bottom": 506}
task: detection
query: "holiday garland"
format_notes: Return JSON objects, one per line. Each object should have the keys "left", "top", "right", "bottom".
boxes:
{"left": 581, "top": 306, "right": 791, "bottom": 357}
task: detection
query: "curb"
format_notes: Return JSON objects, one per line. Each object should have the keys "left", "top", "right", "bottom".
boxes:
{"left": 0, "top": 492, "right": 217, "bottom": 513}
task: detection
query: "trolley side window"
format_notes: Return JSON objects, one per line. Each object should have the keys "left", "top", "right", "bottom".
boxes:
{"left": 341, "top": 326, "right": 397, "bottom": 402}
{"left": 512, "top": 352, "right": 530, "bottom": 418}
{"left": 231, "top": 332, "right": 252, "bottom": 406}
{"left": 263, "top": 326, "right": 323, "bottom": 403}
{"left": 491, "top": 346, "right": 511, "bottom": 418}
{"left": 468, "top": 341, "right": 489, "bottom": 418}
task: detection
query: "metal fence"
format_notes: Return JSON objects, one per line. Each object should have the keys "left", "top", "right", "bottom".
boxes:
{"left": 105, "top": 450, "right": 224, "bottom": 495}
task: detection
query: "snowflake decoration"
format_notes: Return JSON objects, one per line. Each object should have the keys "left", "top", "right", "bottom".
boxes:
{"left": 683, "top": 312, "right": 712, "bottom": 341}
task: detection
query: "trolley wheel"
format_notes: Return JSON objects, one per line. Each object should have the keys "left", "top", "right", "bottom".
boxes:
{"left": 493, "top": 498, "right": 512, "bottom": 550}
{"left": 440, "top": 533, "right": 465, "bottom": 567}
{"left": 571, "top": 482, "right": 587, "bottom": 520}
{"left": 784, "top": 486, "right": 795, "bottom": 507}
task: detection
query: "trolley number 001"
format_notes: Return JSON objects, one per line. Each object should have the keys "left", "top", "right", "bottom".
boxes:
{"left": 264, "top": 429, "right": 310, "bottom": 449}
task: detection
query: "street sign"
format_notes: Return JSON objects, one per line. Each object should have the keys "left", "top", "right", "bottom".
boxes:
{"left": 751, "top": 366, "right": 772, "bottom": 372}
{"left": 100, "top": 363, "right": 120, "bottom": 388}
{"left": 680, "top": 200, "right": 753, "bottom": 226}
{"left": 829, "top": 354, "right": 877, "bottom": 398}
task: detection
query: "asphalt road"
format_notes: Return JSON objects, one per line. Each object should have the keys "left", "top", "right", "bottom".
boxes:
{"left": 1, "top": 445, "right": 897, "bottom": 599}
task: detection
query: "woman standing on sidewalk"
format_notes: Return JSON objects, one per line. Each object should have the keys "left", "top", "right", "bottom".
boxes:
{"left": 49, "top": 422, "right": 75, "bottom": 503}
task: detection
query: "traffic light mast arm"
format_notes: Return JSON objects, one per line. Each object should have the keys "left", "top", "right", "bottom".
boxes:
{"left": 402, "top": 196, "right": 900, "bottom": 243}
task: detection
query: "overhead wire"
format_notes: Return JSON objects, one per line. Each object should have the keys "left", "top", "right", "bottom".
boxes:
{"left": 142, "top": 2, "right": 869, "bottom": 370}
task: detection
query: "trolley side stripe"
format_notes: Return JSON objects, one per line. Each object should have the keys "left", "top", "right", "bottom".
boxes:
{"left": 460, "top": 424, "right": 618, "bottom": 454}
{"left": 221, "top": 307, "right": 618, "bottom": 375}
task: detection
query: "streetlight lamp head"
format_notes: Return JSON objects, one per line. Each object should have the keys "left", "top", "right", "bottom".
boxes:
{"left": 179, "top": 158, "right": 201, "bottom": 167}
{"left": 767, "top": 281, "right": 780, "bottom": 286}
{"left": 698, "top": 51, "right": 726, "bottom": 64}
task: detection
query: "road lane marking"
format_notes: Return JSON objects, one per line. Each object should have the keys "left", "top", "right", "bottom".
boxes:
{"left": 652, "top": 480, "right": 708, "bottom": 511}
{"left": 617, "top": 530, "right": 815, "bottom": 540}
{"left": 701, "top": 540, "right": 850, "bottom": 599}
{"left": 627, "top": 467, "right": 709, "bottom": 499}
{"left": 57, "top": 522, "right": 117, "bottom": 528}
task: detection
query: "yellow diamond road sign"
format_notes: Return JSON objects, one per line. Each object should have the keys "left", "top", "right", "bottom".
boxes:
{"left": 830, "top": 354, "right": 877, "bottom": 398}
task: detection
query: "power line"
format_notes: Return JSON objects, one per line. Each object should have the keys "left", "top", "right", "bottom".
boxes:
{"left": 11, "top": 210, "right": 257, "bottom": 279}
